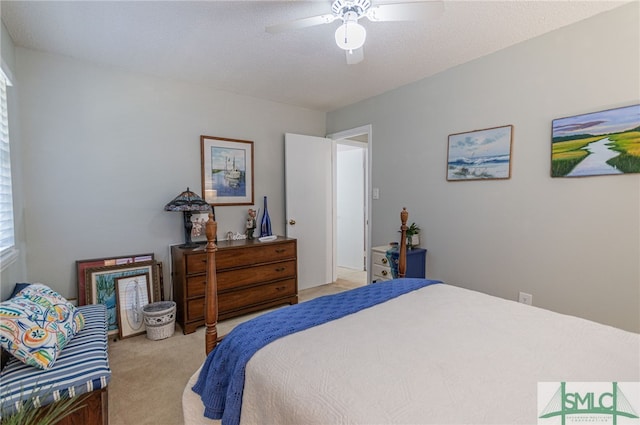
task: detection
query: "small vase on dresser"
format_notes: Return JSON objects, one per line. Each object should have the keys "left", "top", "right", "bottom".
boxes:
{"left": 260, "top": 196, "right": 272, "bottom": 237}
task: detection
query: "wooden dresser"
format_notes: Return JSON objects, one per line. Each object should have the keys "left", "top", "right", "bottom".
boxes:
{"left": 171, "top": 237, "right": 298, "bottom": 334}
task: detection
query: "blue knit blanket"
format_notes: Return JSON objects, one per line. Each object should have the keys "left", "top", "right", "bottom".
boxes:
{"left": 192, "top": 278, "right": 441, "bottom": 425}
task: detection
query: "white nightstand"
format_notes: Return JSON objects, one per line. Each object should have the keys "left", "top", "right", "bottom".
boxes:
{"left": 371, "top": 245, "right": 392, "bottom": 282}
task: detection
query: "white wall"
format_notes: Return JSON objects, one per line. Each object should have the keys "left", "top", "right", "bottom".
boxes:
{"left": 14, "top": 48, "right": 325, "bottom": 300}
{"left": 327, "top": 3, "right": 640, "bottom": 332}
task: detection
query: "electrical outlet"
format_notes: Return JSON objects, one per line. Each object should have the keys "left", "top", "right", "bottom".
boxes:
{"left": 518, "top": 292, "right": 533, "bottom": 305}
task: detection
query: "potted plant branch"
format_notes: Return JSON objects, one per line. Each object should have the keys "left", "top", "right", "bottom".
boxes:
{"left": 401, "top": 222, "right": 421, "bottom": 249}
{"left": 1, "top": 389, "right": 88, "bottom": 425}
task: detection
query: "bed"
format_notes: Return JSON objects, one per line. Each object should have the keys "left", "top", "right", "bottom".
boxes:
{"left": 182, "top": 209, "right": 640, "bottom": 425}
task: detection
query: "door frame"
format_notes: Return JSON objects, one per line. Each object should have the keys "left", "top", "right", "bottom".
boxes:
{"left": 327, "top": 124, "right": 372, "bottom": 285}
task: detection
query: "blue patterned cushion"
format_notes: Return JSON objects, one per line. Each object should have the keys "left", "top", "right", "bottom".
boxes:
{"left": 0, "top": 284, "right": 84, "bottom": 369}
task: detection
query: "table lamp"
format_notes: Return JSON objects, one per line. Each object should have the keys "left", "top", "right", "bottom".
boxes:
{"left": 164, "top": 187, "right": 212, "bottom": 248}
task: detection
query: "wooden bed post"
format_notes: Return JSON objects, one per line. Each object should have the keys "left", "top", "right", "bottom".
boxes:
{"left": 204, "top": 212, "right": 218, "bottom": 355}
{"left": 399, "top": 208, "right": 408, "bottom": 278}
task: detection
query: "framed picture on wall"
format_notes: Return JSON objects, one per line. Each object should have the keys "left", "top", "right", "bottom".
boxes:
{"left": 201, "top": 135, "right": 254, "bottom": 206}
{"left": 551, "top": 104, "right": 640, "bottom": 177}
{"left": 447, "top": 125, "right": 513, "bottom": 181}
{"left": 190, "top": 212, "right": 209, "bottom": 243}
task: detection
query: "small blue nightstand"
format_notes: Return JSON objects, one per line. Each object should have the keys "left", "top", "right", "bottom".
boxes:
{"left": 389, "top": 247, "right": 427, "bottom": 279}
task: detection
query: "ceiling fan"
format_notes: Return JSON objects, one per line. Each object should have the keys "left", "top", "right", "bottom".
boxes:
{"left": 266, "top": 0, "right": 444, "bottom": 65}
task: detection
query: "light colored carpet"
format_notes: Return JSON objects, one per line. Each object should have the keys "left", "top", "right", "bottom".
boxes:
{"left": 107, "top": 279, "right": 363, "bottom": 425}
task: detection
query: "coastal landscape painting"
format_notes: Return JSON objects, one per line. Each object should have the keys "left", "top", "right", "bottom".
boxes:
{"left": 447, "top": 125, "right": 513, "bottom": 181}
{"left": 201, "top": 135, "right": 254, "bottom": 205}
{"left": 551, "top": 104, "right": 640, "bottom": 177}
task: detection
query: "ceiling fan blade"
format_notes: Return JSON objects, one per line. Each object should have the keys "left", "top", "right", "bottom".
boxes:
{"left": 346, "top": 47, "right": 364, "bottom": 65}
{"left": 366, "top": 1, "right": 444, "bottom": 22}
{"left": 266, "top": 14, "right": 338, "bottom": 34}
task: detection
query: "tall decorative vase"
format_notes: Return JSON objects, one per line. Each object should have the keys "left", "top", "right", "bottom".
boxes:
{"left": 260, "top": 196, "right": 272, "bottom": 237}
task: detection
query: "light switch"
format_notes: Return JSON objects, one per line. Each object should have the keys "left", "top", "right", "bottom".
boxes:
{"left": 373, "top": 188, "right": 380, "bottom": 199}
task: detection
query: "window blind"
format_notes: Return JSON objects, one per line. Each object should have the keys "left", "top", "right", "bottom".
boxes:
{"left": 0, "top": 70, "right": 15, "bottom": 260}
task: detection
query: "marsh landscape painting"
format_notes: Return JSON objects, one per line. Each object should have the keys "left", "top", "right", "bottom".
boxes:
{"left": 447, "top": 125, "right": 513, "bottom": 181}
{"left": 551, "top": 104, "right": 640, "bottom": 177}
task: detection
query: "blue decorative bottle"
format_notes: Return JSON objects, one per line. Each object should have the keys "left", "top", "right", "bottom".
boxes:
{"left": 260, "top": 196, "right": 272, "bottom": 237}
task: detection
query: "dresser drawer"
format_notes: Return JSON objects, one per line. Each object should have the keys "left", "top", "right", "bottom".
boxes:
{"left": 372, "top": 263, "right": 392, "bottom": 280}
{"left": 186, "top": 297, "right": 205, "bottom": 321}
{"left": 219, "top": 279, "right": 296, "bottom": 313}
{"left": 186, "top": 274, "right": 207, "bottom": 298}
{"left": 185, "top": 252, "right": 207, "bottom": 274}
{"left": 216, "top": 242, "right": 295, "bottom": 270}
{"left": 372, "top": 249, "right": 390, "bottom": 267}
{"left": 218, "top": 259, "right": 296, "bottom": 291}
{"left": 187, "top": 279, "right": 298, "bottom": 323}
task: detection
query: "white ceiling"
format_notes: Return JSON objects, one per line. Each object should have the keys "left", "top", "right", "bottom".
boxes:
{"left": 1, "top": 1, "right": 629, "bottom": 112}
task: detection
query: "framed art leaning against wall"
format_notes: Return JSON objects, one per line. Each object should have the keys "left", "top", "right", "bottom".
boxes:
{"left": 115, "top": 273, "right": 151, "bottom": 339}
{"left": 76, "top": 253, "right": 154, "bottom": 305}
{"left": 201, "top": 135, "right": 254, "bottom": 206}
{"left": 85, "top": 260, "right": 161, "bottom": 336}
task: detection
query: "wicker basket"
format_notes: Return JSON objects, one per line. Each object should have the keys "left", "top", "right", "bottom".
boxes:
{"left": 143, "top": 301, "right": 176, "bottom": 340}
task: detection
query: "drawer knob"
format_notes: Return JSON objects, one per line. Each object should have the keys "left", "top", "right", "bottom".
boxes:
{"left": 275, "top": 249, "right": 285, "bottom": 253}
{"left": 382, "top": 270, "right": 388, "bottom": 276}
{"left": 275, "top": 267, "right": 286, "bottom": 272}
{"left": 381, "top": 258, "right": 388, "bottom": 264}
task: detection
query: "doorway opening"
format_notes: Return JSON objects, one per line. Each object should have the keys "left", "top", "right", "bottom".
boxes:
{"left": 329, "top": 125, "right": 372, "bottom": 288}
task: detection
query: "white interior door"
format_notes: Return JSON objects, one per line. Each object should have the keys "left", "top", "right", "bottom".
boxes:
{"left": 285, "top": 133, "right": 333, "bottom": 290}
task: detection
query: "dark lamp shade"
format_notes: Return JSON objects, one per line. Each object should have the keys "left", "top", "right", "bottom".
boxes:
{"left": 164, "top": 187, "right": 211, "bottom": 212}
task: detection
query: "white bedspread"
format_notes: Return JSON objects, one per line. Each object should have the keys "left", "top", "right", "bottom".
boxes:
{"left": 184, "top": 284, "right": 639, "bottom": 425}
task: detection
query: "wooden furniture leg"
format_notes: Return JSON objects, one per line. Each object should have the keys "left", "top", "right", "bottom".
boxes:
{"left": 204, "top": 212, "right": 218, "bottom": 355}
{"left": 399, "top": 208, "right": 408, "bottom": 278}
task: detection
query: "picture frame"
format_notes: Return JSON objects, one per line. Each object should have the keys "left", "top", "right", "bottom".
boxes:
{"left": 157, "top": 261, "right": 165, "bottom": 301}
{"left": 201, "top": 135, "right": 254, "bottom": 206}
{"left": 115, "top": 273, "right": 151, "bottom": 339}
{"left": 447, "top": 125, "right": 513, "bottom": 181}
{"left": 551, "top": 104, "right": 640, "bottom": 177}
{"left": 85, "top": 260, "right": 162, "bottom": 336}
{"left": 190, "top": 212, "right": 209, "bottom": 243}
{"left": 76, "top": 253, "right": 154, "bottom": 305}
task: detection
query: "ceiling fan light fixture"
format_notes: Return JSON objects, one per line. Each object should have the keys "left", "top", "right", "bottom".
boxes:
{"left": 335, "top": 21, "right": 366, "bottom": 51}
